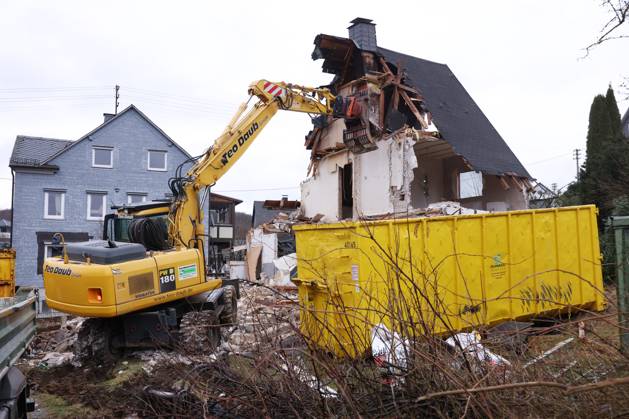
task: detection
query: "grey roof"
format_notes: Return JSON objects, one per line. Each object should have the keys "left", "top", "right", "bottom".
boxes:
{"left": 10, "top": 136, "right": 72, "bottom": 167}
{"left": 9, "top": 105, "right": 190, "bottom": 169}
{"left": 41, "top": 104, "right": 191, "bottom": 164}
{"left": 377, "top": 47, "right": 531, "bottom": 178}
{"left": 0, "top": 219, "right": 10, "bottom": 227}
{"left": 252, "top": 201, "right": 286, "bottom": 228}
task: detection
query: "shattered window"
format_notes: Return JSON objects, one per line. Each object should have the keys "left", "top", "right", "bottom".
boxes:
{"left": 459, "top": 171, "right": 483, "bottom": 199}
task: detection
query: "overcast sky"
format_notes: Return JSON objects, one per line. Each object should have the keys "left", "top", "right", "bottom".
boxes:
{"left": 1, "top": 0, "right": 627, "bottom": 213}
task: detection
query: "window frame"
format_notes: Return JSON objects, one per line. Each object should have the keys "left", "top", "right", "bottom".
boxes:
{"left": 86, "top": 192, "right": 107, "bottom": 221}
{"left": 44, "top": 190, "right": 65, "bottom": 220}
{"left": 92, "top": 146, "right": 113, "bottom": 169}
{"left": 127, "top": 193, "right": 148, "bottom": 204}
{"left": 148, "top": 150, "right": 167, "bottom": 171}
{"left": 458, "top": 170, "right": 484, "bottom": 199}
{"left": 44, "top": 242, "right": 64, "bottom": 259}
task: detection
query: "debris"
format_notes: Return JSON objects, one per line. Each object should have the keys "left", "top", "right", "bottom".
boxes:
{"left": 278, "top": 356, "right": 338, "bottom": 398}
{"left": 426, "top": 201, "right": 488, "bottom": 216}
{"left": 39, "top": 351, "right": 75, "bottom": 367}
{"left": 523, "top": 337, "right": 574, "bottom": 369}
{"left": 579, "top": 321, "right": 586, "bottom": 339}
{"left": 371, "top": 323, "right": 410, "bottom": 371}
{"left": 445, "top": 331, "right": 511, "bottom": 368}
{"left": 269, "top": 253, "right": 297, "bottom": 288}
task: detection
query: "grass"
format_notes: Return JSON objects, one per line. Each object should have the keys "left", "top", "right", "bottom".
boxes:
{"left": 36, "top": 393, "right": 98, "bottom": 418}
{"left": 100, "top": 359, "right": 145, "bottom": 390}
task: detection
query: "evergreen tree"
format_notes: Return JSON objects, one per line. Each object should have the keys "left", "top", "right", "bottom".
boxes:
{"left": 605, "top": 85, "right": 622, "bottom": 137}
{"left": 581, "top": 94, "right": 614, "bottom": 218}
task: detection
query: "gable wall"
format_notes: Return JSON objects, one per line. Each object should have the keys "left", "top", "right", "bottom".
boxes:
{"left": 11, "top": 109, "right": 202, "bottom": 288}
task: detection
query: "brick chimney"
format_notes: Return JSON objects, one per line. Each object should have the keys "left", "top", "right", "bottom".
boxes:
{"left": 348, "top": 18, "right": 377, "bottom": 52}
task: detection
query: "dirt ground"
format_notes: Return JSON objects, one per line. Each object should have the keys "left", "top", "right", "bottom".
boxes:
{"left": 16, "top": 284, "right": 629, "bottom": 418}
{"left": 18, "top": 283, "right": 301, "bottom": 418}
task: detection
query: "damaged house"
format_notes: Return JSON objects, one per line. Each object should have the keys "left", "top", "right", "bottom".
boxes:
{"left": 301, "top": 18, "right": 532, "bottom": 221}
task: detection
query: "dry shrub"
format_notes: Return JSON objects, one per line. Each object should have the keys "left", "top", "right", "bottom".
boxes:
{"left": 138, "top": 228, "right": 629, "bottom": 418}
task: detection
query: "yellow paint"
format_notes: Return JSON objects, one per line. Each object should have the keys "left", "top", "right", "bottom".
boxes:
{"left": 0, "top": 248, "right": 15, "bottom": 298}
{"left": 42, "top": 79, "right": 339, "bottom": 321}
{"left": 293, "top": 205, "right": 606, "bottom": 357}
{"left": 44, "top": 248, "right": 221, "bottom": 317}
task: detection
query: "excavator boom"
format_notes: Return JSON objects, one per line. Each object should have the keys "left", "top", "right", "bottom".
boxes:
{"left": 168, "top": 80, "right": 337, "bottom": 252}
{"left": 42, "top": 79, "right": 343, "bottom": 340}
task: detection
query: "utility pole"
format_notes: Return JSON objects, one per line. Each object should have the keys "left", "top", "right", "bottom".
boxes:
{"left": 573, "top": 148, "right": 581, "bottom": 180}
{"left": 114, "top": 85, "right": 120, "bottom": 114}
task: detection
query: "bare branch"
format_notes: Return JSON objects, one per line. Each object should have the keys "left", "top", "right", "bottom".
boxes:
{"left": 584, "top": 0, "right": 629, "bottom": 56}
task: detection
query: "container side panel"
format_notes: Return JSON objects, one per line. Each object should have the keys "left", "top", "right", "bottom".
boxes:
{"left": 424, "top": 219, "right": 459, "bottom": 332}
{"left": 482, "top": 215, "right": 511, "bottom": 323}
{"left": 452, "top": 217, "right": 486, "bottom": 329}
{"left": 556, "top": 210, "right": 583, "bottom": 310}
{"left": 509, "top": 213, "right": 536, "bottom": 318}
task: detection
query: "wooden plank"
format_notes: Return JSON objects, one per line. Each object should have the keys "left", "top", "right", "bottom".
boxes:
{"left": 498, "top": 176, "right": 511, "bottom": 190}
{"left": 399, "top": 89, "right": 428, "bottom": 129}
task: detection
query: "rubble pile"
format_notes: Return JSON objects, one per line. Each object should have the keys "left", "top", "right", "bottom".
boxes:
{"left": 26, "top": 317, "right": 84, "bottom": 367}
{"left": 219, "top": 283, "right": 300, "bottom": 355}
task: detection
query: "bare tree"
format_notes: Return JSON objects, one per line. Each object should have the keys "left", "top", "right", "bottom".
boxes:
{"left": 585, "top": 1, "right": 629, "bottom": 55}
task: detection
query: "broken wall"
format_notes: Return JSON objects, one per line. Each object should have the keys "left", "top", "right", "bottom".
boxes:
{"left": 301, "top": 30, "right": 532, "bottom": 222}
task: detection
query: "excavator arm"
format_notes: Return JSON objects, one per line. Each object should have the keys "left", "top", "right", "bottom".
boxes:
{"left": 168, "top": 80, "right": 338, "bottom": 251}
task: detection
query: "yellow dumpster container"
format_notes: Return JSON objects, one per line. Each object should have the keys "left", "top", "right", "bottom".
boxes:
{"left": 0, "top": 248, "right": 16, "bottom": 298}
{"left": 293, "top": 205, "right": 605, "bottom": 357}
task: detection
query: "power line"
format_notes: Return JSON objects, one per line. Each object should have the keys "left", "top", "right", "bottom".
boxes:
{"left": 0, "top": 86, "right": 110, "bottom": 92}
{"left": 525, "top": 152, "right": 573, "bottom": 166}
{"left": 214, "top": 186, "right": 299, "bottom": 193}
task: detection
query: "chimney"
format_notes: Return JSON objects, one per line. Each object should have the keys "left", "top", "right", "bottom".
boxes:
{"left": 348, "top": 18, "right": 377, "bottom": 52}
{"left": 103, "top": 113, "right": 115, "bottom": 123}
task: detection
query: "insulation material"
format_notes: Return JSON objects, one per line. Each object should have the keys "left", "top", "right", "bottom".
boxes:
{"left": 390, "top": 136, "right": 418, "bottom": 213}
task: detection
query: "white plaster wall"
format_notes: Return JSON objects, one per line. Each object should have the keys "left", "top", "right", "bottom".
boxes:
{"left": 353, "top": 140, "right": 394, "bottom": 217}
{"left": 300, "top": 152, "right": 349, "bottom": 221}
{"left": 302, "top": 135, "right": 422, "bottom": 220}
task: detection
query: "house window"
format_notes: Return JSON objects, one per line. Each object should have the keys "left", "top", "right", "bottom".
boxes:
{"left": 459, "top": 171, "right": 483, "bottom": 199}
{"left": 127, "top": 193, "right": 147, "bottom": 204}
{"left": 92, "top": 146, "right": 113, "bottom": 168}
{"left": 148, "top": 150, "right": 167, "bottom": 171}
{"left": 44, "top": 190, "right": 65, "bottom": 219}
{"left": 87, "top": 192, "right": 107, "bottom": 220}
{"left": 44, "top": 242, "right": 64, "bottom": 259}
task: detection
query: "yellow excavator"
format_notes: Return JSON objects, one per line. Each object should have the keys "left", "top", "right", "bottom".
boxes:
{"left": 42, "top": 80, "right": 357, "bottom": 355}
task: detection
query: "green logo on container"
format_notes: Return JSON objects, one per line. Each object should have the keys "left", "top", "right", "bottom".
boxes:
{"left": 491, "top": 254, "right": 505, "bottom": 267}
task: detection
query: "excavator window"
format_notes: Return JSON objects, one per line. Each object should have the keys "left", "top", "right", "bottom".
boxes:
{"left": 104, "top": 214, "right": 169, "bottom": 247}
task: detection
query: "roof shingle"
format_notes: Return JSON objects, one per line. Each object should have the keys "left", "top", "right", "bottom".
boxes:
{"left": 10, "top": 136, "right": 72, "bottom": 167}
{"left": 377, "top": 47, "right": 530, "bottom": 178}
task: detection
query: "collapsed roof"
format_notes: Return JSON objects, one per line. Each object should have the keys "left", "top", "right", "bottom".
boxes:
{"left": 311, "top": 32, "right": 531, "bottom": 179}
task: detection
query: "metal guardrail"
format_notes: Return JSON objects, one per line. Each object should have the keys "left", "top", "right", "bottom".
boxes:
{"left": 0, "top": 288, "right": 37, "bottom": 382}
{"left": 611, "top": 216, "right": 629, "bottom": 353}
